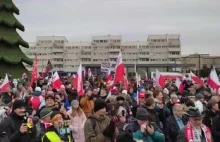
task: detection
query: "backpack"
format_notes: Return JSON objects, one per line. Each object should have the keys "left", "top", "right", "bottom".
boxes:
{"left": 0, "top": 117, "right": 15, "bottom": 142}
{"left": 88, "top": 117, "right": 96, "bottom": 130}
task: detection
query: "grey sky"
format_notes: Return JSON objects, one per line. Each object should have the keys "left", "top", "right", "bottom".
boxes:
{"left": 14, "top": 0, "right": 220, "bottom": 55}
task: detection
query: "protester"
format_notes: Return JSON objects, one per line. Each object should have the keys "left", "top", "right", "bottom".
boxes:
{"left": 177, "top": 107, "right": 212, "bottom": 142}
{"left": 0, "top": 100, "right": 35, "bottom": 142}
{"left": 80, "top": 88, "right": 94, "bottom": 117}
{"left": 165, "top": 104, "right": 186, "bottom": 142}
{"left": 67, "top": 100, "right": 86, "bottom": 142}
{"left": 84, "top": 98, "right": 118, "bottom": 142}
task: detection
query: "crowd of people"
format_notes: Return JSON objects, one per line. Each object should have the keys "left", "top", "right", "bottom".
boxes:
{"left": 0, "top": 73, "right": 220, "bottom": 142}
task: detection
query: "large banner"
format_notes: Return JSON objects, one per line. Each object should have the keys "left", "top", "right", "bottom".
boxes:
{"left": 100, "top": 62, "right": 112, "bottom": 72}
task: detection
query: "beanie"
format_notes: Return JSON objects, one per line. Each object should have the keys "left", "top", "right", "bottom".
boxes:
{"left": 195, "top": 93, "right": 204, "bottom": 100}
{"left": 12, "top": 100, "right": 26, "bottom": 111}
{"left": 40, "top": 108, "right": 52, "bottom": 119}
{"left": 136, "top": 107, "right": 149, "bottom": 121}
{"left": 50, "top": 111, "right": 62, "bottom": 123}
{"left": 94, "top": 98, "right": 106, "bottom": 112}
{"left": 71, "top": 100, "right": 79, "bottom": 106}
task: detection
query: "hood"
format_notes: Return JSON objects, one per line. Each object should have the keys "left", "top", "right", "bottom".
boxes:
{"left": 89, "top": 112, "right": 108, "bottom": 122}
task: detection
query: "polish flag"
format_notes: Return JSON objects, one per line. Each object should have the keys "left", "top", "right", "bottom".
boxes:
{"left": 124, "top": 75, "right": 129, "bottom": 90}
{"left": 88, "top": 68, "right": 92, "bottom": 78}
{"left": 29, "top": 55, "right": 38, "bottom": 87}
{"left": 0, "top": 74, "right": 10, "bottom": 93}
{"left": 106, "top": 69, "right": 112, "bottom": 85}
{"left": 207, "top": 68, "right": 220, "bottom": 94}
{"left": 155, "top": 69, "right": 165, "bottom": 88}
{"left": 176, "top": 77, "right": 184, "bottom": 93}
{"left": 52, "top": 71, "right": 62, "bottom": 90}
{"left": 113, "top": 51, "right": 125, "bottom": 85}
{"left": 190, "top": 71, "right": 203, "bottom": 86}
{"left": 73, "top": 63, "right": 84, "bottom": 96}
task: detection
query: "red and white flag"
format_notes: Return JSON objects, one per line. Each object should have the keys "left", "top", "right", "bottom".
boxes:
{"left": 155, "top": 69, "right": 165, "bottom": 88}
{"left": 0, "top": 74, "right": 10, "bottom": 93}
{"left": 52, "top": 71, "right": 62, "bottom": 90}
{"left": 106, "top": 69, "right": 112, "bottom": 85}
{"left": 73, "top": 63, "right": 84, "bottom": 96}
{"left": 207, "top": 68, "right": 220, "bottom": 94}
{"left": 29, "top": 55, "right": 38, "bottom": 87}
{"left": 88, "top": 68, "right": 92, "bottom": 78}
{"left": 190, "top": 71, "right": 203, "bottom": 86}
{"left": 113, "top": 51, "right": 125, "bottom": 85}
{"left": 124, "top": 75, "right": 129, "bottom": 90}
{"left": 176, "top": 77, "right": 184, "bottom": 93}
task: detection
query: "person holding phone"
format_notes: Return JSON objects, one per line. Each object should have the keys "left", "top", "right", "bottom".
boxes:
{"left": 0, "top": 100, "right": 35, "bottom": 142}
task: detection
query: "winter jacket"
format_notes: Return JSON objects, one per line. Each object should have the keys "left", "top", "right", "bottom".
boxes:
{"left": 133, "top": 130, "right": 165, "bottom": 142}
{"left": 211, "top": 115, "right": 220, "bottom": 142}
{"left": 165, "top": 115, "right": 187, "bottom": 142}
{"left": 80, "top": 95, "right": 94, "bottom": 117}
{"left": 67, "top": 109, "right": 87, "bottom": 142}
{"left": 0, "top": 112, "right": 35, "bottom": 142}
{"left": 203, "top": 109, "right": 217, "bottom": 129}
{"left": 84, "top": 113, "right": 113, "bottom": 142}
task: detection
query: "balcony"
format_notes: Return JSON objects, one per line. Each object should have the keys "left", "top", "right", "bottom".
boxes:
{"left": 52, "top": 61, "right": 63, "bottom": 65}
{"left": 108, "top": 48, "right": 120, "bottom": 52}
{"left": 168, "top": 55, "right": 181, "bottom": 58}
{"left": 168, "top": 48, "right": 181, "bottom": 52}
{"left": 138, "top": 54, "right": 150, "bottom": 58}
{"left": 80, "top": 55, "right": 92, "bottom": 58}
{"left": 52, "top": 48, "right": 63, "bottom": 52}
{"left": 53, "top": 54, "right": 63, "bottom": 58}
{"left": 108, "top": 54, "right": 118, "bottom": 58}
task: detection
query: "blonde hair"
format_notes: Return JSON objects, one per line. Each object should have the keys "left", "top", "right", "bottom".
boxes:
{"left": 71, "top": 107, "right": 83, "bottom": 117}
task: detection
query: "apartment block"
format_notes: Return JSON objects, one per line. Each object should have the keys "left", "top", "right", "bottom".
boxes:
{"left": 22, "top": 34, "right": 185, "bottom": 75}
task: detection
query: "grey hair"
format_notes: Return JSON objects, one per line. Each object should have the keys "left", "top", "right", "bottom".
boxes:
{"left": 172, "top": 103, "right": 183, "bottom": 112}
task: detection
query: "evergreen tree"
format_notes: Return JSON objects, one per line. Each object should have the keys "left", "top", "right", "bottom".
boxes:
{"left": 0, "top": 0, "right": 32, "bottom": 78}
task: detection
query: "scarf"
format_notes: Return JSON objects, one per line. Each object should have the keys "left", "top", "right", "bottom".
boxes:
{"left": 40, "top": 120, "right": 52, "bottom": 129}
{"left": 185, "top": 121, "right": 212, "bottom": 142}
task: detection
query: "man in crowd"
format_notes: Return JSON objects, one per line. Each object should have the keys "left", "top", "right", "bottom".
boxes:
{"left": 165, "top": 104, "right": 186, "bottom": 142}
{"left": 84, "top": 98, "right": 118, "bottom": 142}
{"left": 0, "top": 100, "right": 35, "bottom": 142}
{"left": 80, "top": 88, "right": 94, "bottom": 117}
{"left": 177, "top": 107, "right": 212, "bottom": 142}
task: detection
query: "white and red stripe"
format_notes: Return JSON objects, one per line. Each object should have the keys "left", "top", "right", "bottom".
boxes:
{"left": 0, "top": 74, "right": 10, "bottom": 93}
{"left": 207, "top": 68, "right": 220, "bottom": 94}
{"left": 190, "top": 71, "right": 203, "bottom": 86}
{"left": 52, "top": 71, "right": 62, "bottom": 90}
{"left": 73, "top": 63, "right": 84, "bottom": 96}
{"left": 113, "top": 51, "right": 125, "bottom": 85}
{"left": 155, "top": 69, "right": 165, "bottom": 88}
{"left": 176, "top": 77, "right": 184, "bottom": 93}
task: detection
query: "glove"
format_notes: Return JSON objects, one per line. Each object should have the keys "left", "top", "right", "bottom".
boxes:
{"left": 103, "top": 119, "right": 116, "bottom": 137}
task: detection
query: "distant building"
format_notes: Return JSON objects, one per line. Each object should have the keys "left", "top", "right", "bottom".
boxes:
{"left": 22, "top": 34, "right": 187, "bottom": 75}
{"left": 181, "top": 54, "right": 220, "bottom": 73}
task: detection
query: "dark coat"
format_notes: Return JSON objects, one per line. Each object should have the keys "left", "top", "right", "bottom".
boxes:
{"left": 165, "top": 115, "right": 187, "bottom": 142}
{"left": 211, "top": 115, "right": 220, "bottom": 142}
{"left": 203, "top": 109, "right": 217, "bottom": 129}
{"left": 0, "top": 113, "right": 35, "bottom": 142}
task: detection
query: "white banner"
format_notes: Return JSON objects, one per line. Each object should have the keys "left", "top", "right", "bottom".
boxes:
{"left": 100, "top": 63, "right": 112, "bottom": 72}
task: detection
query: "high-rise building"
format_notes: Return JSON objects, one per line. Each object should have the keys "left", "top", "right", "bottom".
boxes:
{"left": 22, "top": 34, "right": 183, "bottom": 75}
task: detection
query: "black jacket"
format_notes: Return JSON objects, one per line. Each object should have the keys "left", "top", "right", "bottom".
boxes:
{"left": 211, "top": 115, "right": 220, "bottom": 142}
{"left": 165, "top": 115, "right": 187, "bottom": 142}
{"left": 203, "top": 109, "right": 217, "bottom": 129}
{"left": 0, "top": 113, "right": 35, "bottom": 142}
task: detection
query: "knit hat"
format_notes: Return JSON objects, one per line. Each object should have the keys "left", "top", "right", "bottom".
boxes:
{"left": 50, "top": 111, "right": 62, "bottom": 123}
{"left": 94, "top": 98, "right": 106, "bottom": 112}
{"left": 12, "top": 100, "right": 26, "bottom": 111}
{"left": 204, "top": 88, "right": 212, "bottom": 94}
{"left": 122, "top": 90, "right": 128, "bottom": 95}
{"left": 195, "top": 93, "right": 204, "bottom": 100}
{"left": 40, "top": 108, "right": 52, "bottom": 119}
{"left": 136, "top": 107, "right": 149, "bottom": 121}
{"left": 35, "top": 87, "right": 41, "bottom": 92}
{"left": 71, "top": 100, "right": 79, "bottom": 106}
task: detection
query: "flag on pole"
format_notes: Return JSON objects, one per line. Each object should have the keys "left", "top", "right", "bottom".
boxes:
{"left": 73, "top": 63, "right": 84, "bottom": 96}
{"left": 29, "top": 55, "right": 38, "bottom": 87}
{"left": 207, "top": 68, "right": 220, "bottom": 94}
{"left": 106, "top": 69, "right": 112, "bottom": 85}
{"left": 113, "top": 51, "right": 125, "bottom": 85}
{"left": 44, "top": 60, "right": 53, "bottom": 75}
{"left": 0, "top": 74, "right": 10, "bottom": 93}
{"left": 155, "top": 69, "right": 165, "bottom": 88}
{"left": 52, "top": 71, "right": 62, "bottom": 90}
{"left": 190, "top": 71, "right": 203, "bottom": 86}
{"left": 176, "top": 77, "right": 184, "bottom": 93}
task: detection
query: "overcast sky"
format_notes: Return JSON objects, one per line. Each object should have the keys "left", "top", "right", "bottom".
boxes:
{"left": 14, "top": 0, "right": 220, "bottom": 55}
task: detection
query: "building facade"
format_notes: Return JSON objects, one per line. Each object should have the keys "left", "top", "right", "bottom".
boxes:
{"left": 22, "top": 34, "right": 183, "bottom": 75}
{"left": 182, "top": 54, "right": 220, "bottom": 72}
